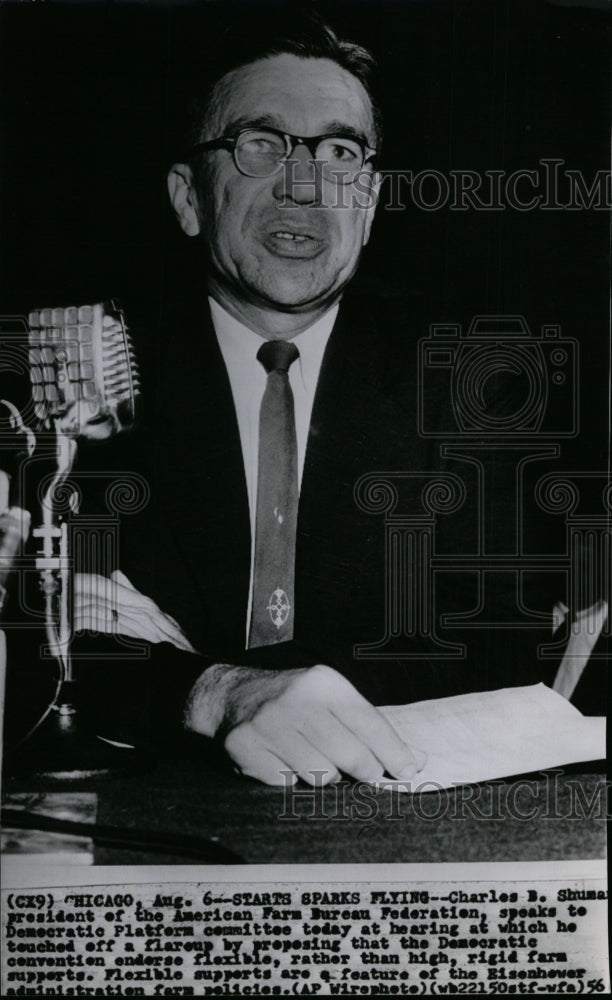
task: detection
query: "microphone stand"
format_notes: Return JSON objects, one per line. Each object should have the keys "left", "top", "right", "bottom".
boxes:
{"left": 35, "top": 428, "right": 75, "bottom": 705}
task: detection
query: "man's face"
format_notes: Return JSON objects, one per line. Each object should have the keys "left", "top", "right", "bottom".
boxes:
{"left": 172, "top": 54, "right": 378, "bottom": 317}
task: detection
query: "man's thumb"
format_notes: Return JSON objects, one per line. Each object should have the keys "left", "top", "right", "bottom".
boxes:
{"left": 110, "top": 569, "right": 137, "bottom": 591}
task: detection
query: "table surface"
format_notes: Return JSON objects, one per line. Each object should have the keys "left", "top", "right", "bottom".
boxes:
{"left": 2, "top": 742, "right": 606, "bottom": 866}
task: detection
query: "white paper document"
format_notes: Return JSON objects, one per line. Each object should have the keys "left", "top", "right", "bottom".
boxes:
{"left": 379, "top": 683, "right": 605, "bottom": 791}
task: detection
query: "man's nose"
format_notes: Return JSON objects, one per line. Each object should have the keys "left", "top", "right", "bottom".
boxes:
{"left": 272, "top": 143, "right": 321, "bottom": 205}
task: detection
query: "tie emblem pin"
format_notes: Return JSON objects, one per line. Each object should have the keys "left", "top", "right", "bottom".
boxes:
{"left": 267, "top": 588, "right": 291, "bottom": 628}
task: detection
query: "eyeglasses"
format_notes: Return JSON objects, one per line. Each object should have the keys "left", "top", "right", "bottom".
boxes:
{"left": 187, "top": 127, "right": 377, "bottom": 185}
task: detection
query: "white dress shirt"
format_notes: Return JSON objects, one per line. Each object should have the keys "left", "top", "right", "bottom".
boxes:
{"left": 209, "top": 296, "right": 338, "bottom": 644}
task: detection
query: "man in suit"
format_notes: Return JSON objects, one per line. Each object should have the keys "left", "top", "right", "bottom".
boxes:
{"left": 74, "top": 16, "right": 556, "bottom": 784}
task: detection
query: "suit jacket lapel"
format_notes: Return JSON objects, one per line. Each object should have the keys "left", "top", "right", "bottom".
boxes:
{"left": 295, "top": 295, "right": 418, "bottom": 658}
{"left": 155, "top": 298, "right": 252, "bottom": 654}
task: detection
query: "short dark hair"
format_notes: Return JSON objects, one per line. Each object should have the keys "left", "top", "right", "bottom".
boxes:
{"left": 182, "top": 9, "right": 383, "bottom": 155}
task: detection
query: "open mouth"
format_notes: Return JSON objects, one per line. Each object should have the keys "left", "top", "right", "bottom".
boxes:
{"left": 264, "top": 228, "right": 325, "bottom": 258}
{"left": 271, "top": 231, "right": 315, "bottom": 242}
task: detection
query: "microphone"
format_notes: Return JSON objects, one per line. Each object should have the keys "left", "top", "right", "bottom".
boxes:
{"left": 25, "top": 300, "right": 141, "bottom": 732}
{"left": 4, "top": 299, "right": 143, "bottom": 775}
{"left": 27, "top": 300, "right": 140, "bottom": 440}
{"left": 1, "top": 299, "right": 143, "bottom": 777}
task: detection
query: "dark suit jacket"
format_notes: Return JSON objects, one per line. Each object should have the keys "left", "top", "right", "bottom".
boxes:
{"left": 67, "top": 282, "right": 560, "bottom": 740}
{"left": 4, "top": 282, "right": 603, "bottom": 757}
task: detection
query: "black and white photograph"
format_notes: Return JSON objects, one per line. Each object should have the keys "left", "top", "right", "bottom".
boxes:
{"left": 0, "top": 0, "right": 609, "bottom": 994}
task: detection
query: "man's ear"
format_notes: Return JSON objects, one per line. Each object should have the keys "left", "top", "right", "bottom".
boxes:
{"left": 362, "top": 170, "right": 382, "bottom": 247}
{"left": 167, "top": 164, "right": 201, "bottom": 237}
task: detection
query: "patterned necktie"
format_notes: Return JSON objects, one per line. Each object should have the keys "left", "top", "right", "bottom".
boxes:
{"left": 248, "top": 339, "right": 300, "bottom": 649}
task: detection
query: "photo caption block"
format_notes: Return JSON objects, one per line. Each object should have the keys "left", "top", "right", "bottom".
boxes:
{"left": 1, "top": 861, "right": 608, "bottom": 996}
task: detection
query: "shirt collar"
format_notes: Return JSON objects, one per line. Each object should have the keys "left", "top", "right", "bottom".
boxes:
{"left": 209, "top": 296, "right": 338, "bottom": 393}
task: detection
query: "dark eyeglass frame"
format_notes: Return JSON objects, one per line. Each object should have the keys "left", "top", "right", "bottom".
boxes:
{"left": 186, "top": 126, "right": 378, "bottom": 184}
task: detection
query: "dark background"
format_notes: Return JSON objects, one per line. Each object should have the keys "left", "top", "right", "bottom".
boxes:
{"left": 1, "top": 0, "right": 609, "bottom": 328}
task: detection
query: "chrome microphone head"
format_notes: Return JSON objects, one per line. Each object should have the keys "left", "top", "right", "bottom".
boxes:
{"left": 27, "top": 300, "right": 140, "bottom": 439}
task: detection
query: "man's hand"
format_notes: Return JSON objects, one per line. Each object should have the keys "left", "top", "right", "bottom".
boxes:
{"left": 186, "top": 662, "right": 426, "bottom": 786}
{"left": 74, "top": 570, "right": 197, "bottom": 653}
